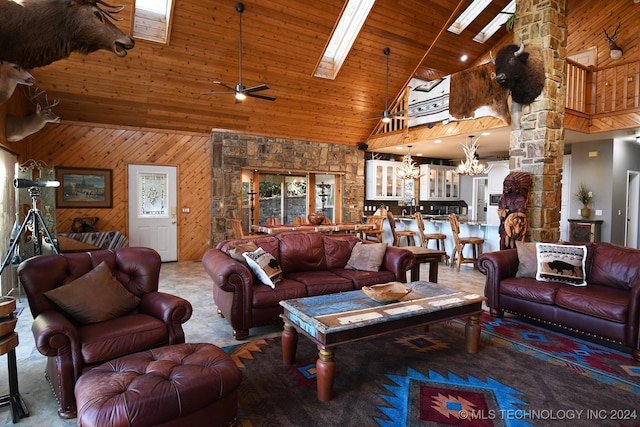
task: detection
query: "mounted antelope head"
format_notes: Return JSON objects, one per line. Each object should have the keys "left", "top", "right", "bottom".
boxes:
{"left": 5, "top": 87, "right": 61, "bottom": 142}
{"left": 0, "top": 61, "right": 35, "bottom": 104}
{"left": 604, "top": 22, "right": 623, "bottom": 60}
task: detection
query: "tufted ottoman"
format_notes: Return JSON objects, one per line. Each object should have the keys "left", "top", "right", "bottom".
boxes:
{"left": 75, "top": 343, "right": 241, "bottom": 427}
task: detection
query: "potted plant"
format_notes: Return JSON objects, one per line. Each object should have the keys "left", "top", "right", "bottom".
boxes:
{"left": 574, "top": 183, "right": 592, "bottom": 218}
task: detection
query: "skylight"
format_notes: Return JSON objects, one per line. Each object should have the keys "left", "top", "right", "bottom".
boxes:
{"left": 133, "top": 0, "right": 173, "bottom": 44}
{"left": 314, "top": 0, "right": 376, "bottom": 80}
{"left": 447, "top": 0, "right": 491, "bottom": 35}
{"left": 473, "top": 1, "right": 516, "bottom": 43}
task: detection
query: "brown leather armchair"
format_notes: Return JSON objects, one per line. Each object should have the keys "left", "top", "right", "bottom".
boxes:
{"left": 17, "top": 247, "right": 193, "bottom": 419}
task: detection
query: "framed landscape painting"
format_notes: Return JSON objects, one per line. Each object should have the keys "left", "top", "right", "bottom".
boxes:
{"left": 56, "top": 167, "right": 113, "bottom": 208}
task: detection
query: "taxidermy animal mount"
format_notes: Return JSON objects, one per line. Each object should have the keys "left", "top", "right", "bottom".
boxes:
{"left": 0, "top": 0, "right": 135, "bottom": 69}
{"left": 5, "top": 87, "right": 61, "bottom": 142}
{"left": 0, "top": 61, "right": 35, "bottom": 104}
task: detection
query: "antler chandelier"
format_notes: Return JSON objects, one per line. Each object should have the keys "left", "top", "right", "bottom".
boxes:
{"left": 396, "top": 146, "right": 423, "bottom": 180}
{"left": 456, "top": 136, "right": 490, "bottom": 176}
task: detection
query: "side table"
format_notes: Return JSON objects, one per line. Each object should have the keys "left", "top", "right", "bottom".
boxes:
{"left": 0, "top": 297, "right": 29, "bottom": 423}
{"left": 400, "top": 246, "right": 445, "bottom": 283}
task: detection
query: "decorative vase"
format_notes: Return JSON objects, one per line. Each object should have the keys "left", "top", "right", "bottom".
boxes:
{"left": 579, "top": 207, "right": 591, "bottom": 218}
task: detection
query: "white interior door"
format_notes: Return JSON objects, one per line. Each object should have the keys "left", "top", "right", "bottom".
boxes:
{"left": 128, "top": 164, "right": 177, "bottom": 261}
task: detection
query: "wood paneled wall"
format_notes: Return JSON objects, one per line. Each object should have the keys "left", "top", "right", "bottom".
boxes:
{"left": 24, "top": 122, "right": 212, "bottom": 261}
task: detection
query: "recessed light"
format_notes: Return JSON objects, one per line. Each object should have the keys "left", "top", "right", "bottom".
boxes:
{"left": 481, "top": 132, "right": 491, "bottom": 136}
{"left": 396, "top": 146, "right": 403, "bottom": 150}
{"left": 434, "top": 139, "right": 442, "bottom": 144}
{"left": 460, "top": 54, "right": 468, "bottom": 62}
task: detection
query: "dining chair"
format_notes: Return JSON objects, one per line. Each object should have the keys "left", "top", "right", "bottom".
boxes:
{"left": 361, "top": 215, "right": 385, "bottom": 243}
{"left": 265, "top": 217, "right": 281, "bottom": 225}
{"left": 414, "top": 212, "right": 448, "bottom": 264}
{"left": 230, "top": 219, "right": 260, "bottom": 239}
{"left": 386, "top": 211, "right": 416, "bottom": 246}
{"left": 448, "top": 213, "right": 484, "bottom": 271}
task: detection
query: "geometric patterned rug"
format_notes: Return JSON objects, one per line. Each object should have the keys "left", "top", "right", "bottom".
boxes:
{"left": 225, "top": 312, "right": 640, "bottom": 427}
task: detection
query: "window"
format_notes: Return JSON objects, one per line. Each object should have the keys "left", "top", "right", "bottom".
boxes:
{"left": 133, "top": 0, "right": 173, "bottom": 44}
{"left": 314, "top": 0, "right": 376, "bottom": 80}
{"left": 241, "top": 170, "right": 341, "bottom": 226}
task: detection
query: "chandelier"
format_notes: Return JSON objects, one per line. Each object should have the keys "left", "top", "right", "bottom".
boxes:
{"left": 456, "top": 136, "right": 490, "bottom": 176}
{"left": 396, "top": 146, "right": 423, "bottom": 180}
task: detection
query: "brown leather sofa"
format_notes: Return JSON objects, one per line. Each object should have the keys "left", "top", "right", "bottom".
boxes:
{"left": 18, "top": 247, "right": 193, "bottom": 418}
{"left": 478, "top": 242, "right": 640, "bottom": 361}
{"left": 202, "top": 231, "right": 415, "bottom": 340}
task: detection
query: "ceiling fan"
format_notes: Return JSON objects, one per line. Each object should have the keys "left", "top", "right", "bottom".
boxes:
{"left": 363, "top": 48, "right": 411, "bottom": 123}
{"left": 202, "top": 2, "right": 275, "bottom": 102}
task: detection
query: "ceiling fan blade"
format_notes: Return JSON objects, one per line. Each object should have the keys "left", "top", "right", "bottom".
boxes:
{"left": 214, "top": 81, "right": 237, "bottom": 91}
{"left": 243, "top": 84, "right": 270, "bottom": 93}
{"left": 201, "top": 90, "right": 235, "bottom": 95}
{"left": 247, "top": 92, "right": 276, "bottom": 101}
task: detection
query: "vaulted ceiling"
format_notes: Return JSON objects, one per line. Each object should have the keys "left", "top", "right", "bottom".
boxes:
{"left": 15, "top": 0, "right": 640, "bottom": 159}
{"left": 24, "top": 0, "right": 512, "bottom": 145}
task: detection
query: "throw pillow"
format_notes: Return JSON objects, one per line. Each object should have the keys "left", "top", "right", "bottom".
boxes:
{"left": 515, "top": 241, "right": 537, "bottom": 278}
{"left": 345, "top": 242, "right": 387, "bottom": 272}
{"left": 243, "top": 247, "right": 283, "bottom": 288}
{"left": 536, "top": 242, "right": 587, "bottom": 286}
{"left": 44, "top": 261, "right": 140, "bottom": 324}
{"left": 228, "top": 242, "right": 259, "bottom": 262}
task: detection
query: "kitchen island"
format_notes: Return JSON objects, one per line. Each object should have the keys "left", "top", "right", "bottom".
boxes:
{"left": 372, "top": 214, "right": 500, "bottom": 260}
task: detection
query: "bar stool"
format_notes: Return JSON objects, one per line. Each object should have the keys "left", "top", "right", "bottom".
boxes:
{"left": 414, "top": 212, "right": 448, "bottom": 264}
{"left": 0, "top": 296, "right": 29, "bottom": 422}
{"left": 448, "top": 213, "right": 484, "bottom": 271}
{"left": 387, "top": 211, "right": 416, "bottom": 246}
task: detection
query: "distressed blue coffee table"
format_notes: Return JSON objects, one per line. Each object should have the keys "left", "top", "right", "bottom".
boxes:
{"left": 279, "top": 281, "right": 485, "bottom": 401}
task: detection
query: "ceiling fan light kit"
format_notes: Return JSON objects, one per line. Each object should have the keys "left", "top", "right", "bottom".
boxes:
{"left": 202, "top": 2, "right": 275, "bottom": 102}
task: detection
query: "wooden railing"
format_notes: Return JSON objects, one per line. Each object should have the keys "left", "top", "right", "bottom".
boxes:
{"left": 566, "top": 58, "right": 640, "bottom": 115}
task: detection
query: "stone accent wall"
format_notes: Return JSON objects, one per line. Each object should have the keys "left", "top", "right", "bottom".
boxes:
{"left": 210, "top": 130, "right": 365, "bottom": 244}
{"left": 510, "top": 0, "right": 568, "bottom": 242}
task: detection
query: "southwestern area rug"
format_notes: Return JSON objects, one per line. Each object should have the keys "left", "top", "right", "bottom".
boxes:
{"left": 224, "top": 313, "right": 640, "bottom": 427}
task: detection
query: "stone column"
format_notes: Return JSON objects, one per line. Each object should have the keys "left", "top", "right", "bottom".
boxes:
{"left": 510, "top": 0, "right": 567, "bottom": 242}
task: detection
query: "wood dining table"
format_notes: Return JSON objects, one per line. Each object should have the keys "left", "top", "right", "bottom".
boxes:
{"left": 251, "top": 222, "right": 374, "bottom": 235}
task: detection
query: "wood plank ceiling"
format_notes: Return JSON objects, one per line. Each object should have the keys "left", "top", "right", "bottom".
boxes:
{"left": 25, "top": 0, "right": 513, "bottom": 148}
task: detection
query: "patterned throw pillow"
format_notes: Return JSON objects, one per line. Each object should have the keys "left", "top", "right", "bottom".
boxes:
{"left": 345, "top": 242, "right": 387, "bottom": 272}
{"left": 243, "top": 247, "right": 283, "bottom": 288}
{"left": 536, "top": 243, "right": 587, "bottom": 286}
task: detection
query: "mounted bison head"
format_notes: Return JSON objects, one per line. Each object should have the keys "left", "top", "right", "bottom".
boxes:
{"left": 491, "top": 42, "right": 545, "bottom": 105}
{"left": 0, "top": 0, "right": 135, "bottom": 69}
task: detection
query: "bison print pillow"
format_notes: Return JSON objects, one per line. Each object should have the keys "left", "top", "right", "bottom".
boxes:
{"left": 535, "top": 243, "right": 587, "bottom": 286}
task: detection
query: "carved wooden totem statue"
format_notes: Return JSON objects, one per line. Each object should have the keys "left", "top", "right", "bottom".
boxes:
{"left": 497, "top": 171, "right": 532, "bottom": 250}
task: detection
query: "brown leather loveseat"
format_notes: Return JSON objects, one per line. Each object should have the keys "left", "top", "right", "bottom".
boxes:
{"left": 202, "top": 231, "right": 415, "bottom": 340}
{"left": 18, "top": 247, "right": 193, "bottom": 418}
{"left": 478, "top": 242, "right": 640, "bottom": 361}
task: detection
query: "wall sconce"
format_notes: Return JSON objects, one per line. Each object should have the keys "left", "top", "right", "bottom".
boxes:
{"left": 604, "top": 23, "right": 623, "bottom": 60}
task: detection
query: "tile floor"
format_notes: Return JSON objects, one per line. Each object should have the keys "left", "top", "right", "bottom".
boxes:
{"left": 0, "top": 258, "right": 486, "bottom": 426}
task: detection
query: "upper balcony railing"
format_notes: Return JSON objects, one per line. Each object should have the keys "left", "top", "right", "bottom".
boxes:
{"left": 566, "top": 58, "right": 640, "bottom": 115}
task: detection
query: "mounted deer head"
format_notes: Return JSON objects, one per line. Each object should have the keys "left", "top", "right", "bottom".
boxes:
{"left": 5, "top": 87, "right": 61, "bottom": 142}
{"left": 604, "top": 22, "right": 623, "bottom": 60}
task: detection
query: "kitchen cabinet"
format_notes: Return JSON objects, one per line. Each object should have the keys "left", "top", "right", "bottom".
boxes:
{"left": 419, "top": 165, "right": 459, "bottom": 200}
{"left": 366, "top": 160, "right": 405, "bottom": 200}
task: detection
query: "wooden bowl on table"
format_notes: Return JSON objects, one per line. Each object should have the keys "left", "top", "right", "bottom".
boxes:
{"left": 362, "top": 282, "right": 412, "bottom": 303}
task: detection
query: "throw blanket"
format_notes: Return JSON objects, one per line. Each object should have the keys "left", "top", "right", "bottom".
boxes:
{"left": 60, "top": 231, "right": 127, "bottom": 250}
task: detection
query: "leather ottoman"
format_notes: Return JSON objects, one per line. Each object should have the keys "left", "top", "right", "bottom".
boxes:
{"left": 75, "top": 343, "right": 241, "bottom": 427}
